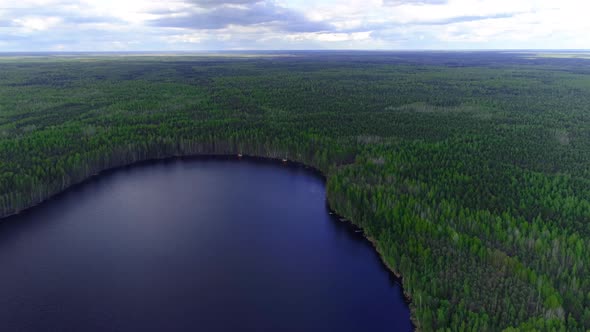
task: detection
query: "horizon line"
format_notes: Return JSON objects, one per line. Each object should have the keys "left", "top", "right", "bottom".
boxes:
{"left": 0, "top": 49, "right": 589, "bottom": 54}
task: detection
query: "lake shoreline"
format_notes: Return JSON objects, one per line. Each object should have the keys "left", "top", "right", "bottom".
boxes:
{"left": 0, "top": 153, "right": 417, "bottom": 330}
{"left": 326, "top": 207, "right": 419, "bottom": 331}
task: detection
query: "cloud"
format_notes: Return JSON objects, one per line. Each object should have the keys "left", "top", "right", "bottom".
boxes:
{"left": 413, "top": 12, "right": 520, "bottom": 25}
{"left": 0, "top": 0, "right": 588, "bottom": 51}
{"left": 150, "top": 1, "right": 332, "bottom": 33}
{"left": 383, "top": 0, "right": 448, "bottom": 5}
{"left": 0, "top": 2, "right": 122, "bottom": 28}
{"left": 284, "top": 31, "right": 372, "bottom": 42}
{"left": 12, "top": 16, "right": 62, "bottom": 31}
{"left": 189, "top": 0, "right": 264, "bottom": 7}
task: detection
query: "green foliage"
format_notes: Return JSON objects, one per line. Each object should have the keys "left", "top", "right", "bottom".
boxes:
{"left": 1, "top": 53, "right": 590, "bottom": 331}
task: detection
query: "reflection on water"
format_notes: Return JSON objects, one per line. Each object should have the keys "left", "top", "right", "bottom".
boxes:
{"left": 0, "top": 157, "right": 412, "bottom": 332}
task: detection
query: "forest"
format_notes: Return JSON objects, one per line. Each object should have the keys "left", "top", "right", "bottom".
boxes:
{"left": 1, "top": 51, "right": 590, "bottom": 331}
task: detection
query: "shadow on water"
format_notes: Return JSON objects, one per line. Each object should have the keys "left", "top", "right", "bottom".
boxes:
{"left": 324, "top": 202, "right": 411, "bottom": 305}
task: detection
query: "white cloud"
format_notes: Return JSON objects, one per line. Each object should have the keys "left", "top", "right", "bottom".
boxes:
{"left": 287, "top": 31, "right": 372, "bottom": 42}
{"left": 427, "top": 2, "right": 590, "bottom": 46}
{"left": 383, "top": 0, "right": 532, "bottom": 23}
{"left": 165, "top": 32, "right": 206, "bottom": 44}
{"left": 0, "top": 0, "right": 588, "bottom": 51}
{"left": 12, "top": 16, "right": 62, "bottom": 31}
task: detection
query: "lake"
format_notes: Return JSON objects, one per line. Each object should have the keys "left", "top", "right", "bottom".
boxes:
{"left": 0, "top": 157, "right": 412, "bottom": 332}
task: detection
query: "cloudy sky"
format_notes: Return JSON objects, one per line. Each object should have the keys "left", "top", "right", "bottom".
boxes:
{"left": 0, "top": 0, "right": 588, "bottom": 51}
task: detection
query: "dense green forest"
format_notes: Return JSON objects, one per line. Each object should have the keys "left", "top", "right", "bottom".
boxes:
{"left": 1, "top": 51, "right": 590, "bottom": 331}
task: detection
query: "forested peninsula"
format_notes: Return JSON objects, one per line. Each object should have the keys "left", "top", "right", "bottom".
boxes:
{"left": 1, "top": 52, "right": 590, "bottom": 331}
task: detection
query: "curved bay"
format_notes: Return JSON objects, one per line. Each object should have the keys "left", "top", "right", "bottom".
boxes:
{"left": 0, "top": 157, "right": 412, "bottom": 332}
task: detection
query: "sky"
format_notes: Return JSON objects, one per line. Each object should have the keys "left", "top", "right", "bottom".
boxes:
{"left": 0, "top": 0, "right": 588, "bottom": 51}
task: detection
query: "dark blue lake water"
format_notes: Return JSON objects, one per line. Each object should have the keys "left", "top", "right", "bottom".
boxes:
{"left": 0, "top": 157, "right": 412, "bottom": 332}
